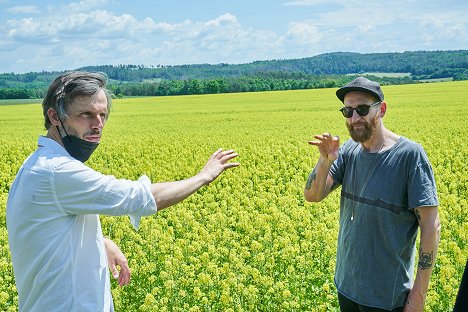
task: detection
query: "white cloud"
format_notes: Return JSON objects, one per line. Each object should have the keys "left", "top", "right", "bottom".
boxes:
{"left": 417, "top": 11, "right": 467, "bottom": 36}
{"left": 5, "top": 10, "right": 151, "bottom": 42}
{"left": 128, "top": 13, "right": 281, "bottom": 65}
{"left": 0, "top": 0, "right": 466, "bottom": 73}
{"left": 206, "top": 12, "right": 238, "bottom": 27}
{"left": 280, "top": 0, "right": 467, "bottom": 55}
{"left": 7, "top": 18, "right": 58, "bottom": 42}
{"left": 140, "top": 13, "right": 247, "bottom": 48}
{"left": 66, "top": 0, "right": 108, "bottom": 12}
{"left": 2, "top": 9, "right": 267, "bottom": 71}
{"left": 358, "top": 25, "right": 373, "bottom": 33}
{"left": 5, "top": 5, "right": 39, "bottom": 14}
{"left": 286, "top": 21, "right": 321, "bottom": 44}
{"left": 413, "top": 13, "right": 468, "bottom": 48}
{"left": 60, "top": 11, "right": 140, "bottom": 36}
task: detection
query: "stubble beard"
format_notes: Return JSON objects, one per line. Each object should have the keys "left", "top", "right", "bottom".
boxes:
{"left": 60, "top": 119, "right": 101, "bottom": 140}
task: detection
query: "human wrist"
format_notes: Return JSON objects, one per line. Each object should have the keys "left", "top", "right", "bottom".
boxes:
{"left": 407, "top": 289, "right": 426, "bottom": 310}
{"left": 319, "top": 156, "right": 334, "bottom": 167}
{"left": 196, "top": 171, "right": 212, "bottom": 186}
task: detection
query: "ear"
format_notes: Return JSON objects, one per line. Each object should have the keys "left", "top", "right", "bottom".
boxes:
{"left": 47, "top": 108, "right": 61, "bottom": 126}
{"left": 379, "top": 101, "right": 387, "bottom": 118}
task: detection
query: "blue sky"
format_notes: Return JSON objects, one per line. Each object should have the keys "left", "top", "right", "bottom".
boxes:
{"left": 1, "top": 0, "right": 467, "bottom": 73}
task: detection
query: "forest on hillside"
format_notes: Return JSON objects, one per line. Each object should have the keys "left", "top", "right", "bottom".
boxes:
{"left": 1, "top": 50, "right": 467, "bottom": 99}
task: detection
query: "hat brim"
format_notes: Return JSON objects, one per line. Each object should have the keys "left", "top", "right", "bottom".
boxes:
{"left": 336, "top": 86, "right": 382, "bottom": 103}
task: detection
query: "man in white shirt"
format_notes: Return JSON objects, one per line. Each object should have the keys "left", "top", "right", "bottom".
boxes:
{"left": 6, "top": 71, "right": 239, "bottom": 312}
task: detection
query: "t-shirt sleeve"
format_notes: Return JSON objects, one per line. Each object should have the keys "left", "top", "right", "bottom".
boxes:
{"left": 407, "top": 146, "right": 439, "bottom": 209}
{"left": 52, "top": 159, "right": 157, "bottom": 230}
{"left": 329, "top": 144, "right": 347, "bottom": 185}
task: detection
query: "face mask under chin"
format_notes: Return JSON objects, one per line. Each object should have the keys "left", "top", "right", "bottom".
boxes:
{"left": 56, "top": 124, "right": 99, "bottom": 163}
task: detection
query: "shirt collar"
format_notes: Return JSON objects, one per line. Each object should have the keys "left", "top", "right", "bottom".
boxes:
{"left": 38, "top": 136, "right": 71, "bottom": 157}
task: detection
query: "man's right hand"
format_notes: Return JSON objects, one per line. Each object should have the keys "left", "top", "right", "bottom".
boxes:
{"left": 308, "top": 132, "right": 340, "bottom": 161}
{"left": 304, "top": 133, "right": 340, "bottom": 202}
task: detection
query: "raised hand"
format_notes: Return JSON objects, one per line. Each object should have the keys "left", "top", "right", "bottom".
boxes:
{"left": 199, "top": 148, "right": 239, "bottom": 185}
{"left": 308, "top": 133, "right": 340, "bottom": 161}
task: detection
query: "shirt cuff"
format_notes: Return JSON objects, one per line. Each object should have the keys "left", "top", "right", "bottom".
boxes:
{"left": 129, "top": 175, "right": 157, "bottom": 230}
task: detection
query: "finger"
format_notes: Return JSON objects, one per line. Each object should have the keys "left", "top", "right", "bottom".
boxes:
{"left": 118, "top": 272, "right": 124, "bottom": 286}
{"left": 217, "top": 149, "right": 235, "bottom": 158}
{"left": 110, "top": 264, "right": 119, "bottom": 279}
{"left": 322, "top": 133, "right": 333, "bottom": 140}
{"left": 332, "top": 135, "right": 340, "bottom": 142}
{"left": 223, "top": 162, "right": 240, "bottom": 169}
{"left": 308, "top": 140, "right": 321, "bottom": 145}
{"left": 119, "top": 270, "right": 131, "bottom": 286}
{"left": 313, "top": 134, "right": 332, "bottom": 141}
{"left": 209, "top": 148, "right": 223, "bottom": 160}
{"left": 219, "top": 152, "right": 238, "bottom": 163}
{"left": 118, "top": 262, "right": 131, "bottom": 286}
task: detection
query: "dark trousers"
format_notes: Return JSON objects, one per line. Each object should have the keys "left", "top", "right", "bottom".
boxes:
{"left": 338, "top": 292, "right": 404, "bottom": 312}
{"left": 453, "top": 259, "right": 468, "bottom": 312}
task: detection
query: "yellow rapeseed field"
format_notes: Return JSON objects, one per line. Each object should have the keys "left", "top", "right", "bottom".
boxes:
{"left": 0, "top": 81, "right": 466, "bottom": 311}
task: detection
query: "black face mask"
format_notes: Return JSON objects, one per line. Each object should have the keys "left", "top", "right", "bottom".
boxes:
{"left": 57, "top": 123, "right": 99, "bottom": 163}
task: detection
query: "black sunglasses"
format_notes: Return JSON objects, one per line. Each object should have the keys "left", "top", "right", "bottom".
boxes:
{"left": 339, "top": 101, "right": 381, "bottom": 118}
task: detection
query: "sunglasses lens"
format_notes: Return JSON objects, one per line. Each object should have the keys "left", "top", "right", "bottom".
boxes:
{"left": 340, "top": 107, "right": 353, "bottom": 118}
{"left": 356, "top": 105, "right": 370, "bottom": 116}
{"left": 341, "top": 102, "right": 379, "bottom": 118}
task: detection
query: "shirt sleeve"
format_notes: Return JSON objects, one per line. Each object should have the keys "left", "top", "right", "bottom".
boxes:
{"left": 329, "top": 143, "right": 348, "bottom": 185}
{"left": 407, "top": 145, "right": 439, "bottom": 209}
{"left": 52, "top": 159, "right": 157, "bottom": 230}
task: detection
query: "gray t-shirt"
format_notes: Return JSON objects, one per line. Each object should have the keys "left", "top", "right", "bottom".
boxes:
{"left": 329, "top": 137, "right": 438, "bottom": 309}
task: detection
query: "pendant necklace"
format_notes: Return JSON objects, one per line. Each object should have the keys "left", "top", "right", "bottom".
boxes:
{"left": 350, "top": 138, "right": 385, "bottom": 221}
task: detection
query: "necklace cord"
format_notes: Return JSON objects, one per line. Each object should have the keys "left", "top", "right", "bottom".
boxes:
{"left": 351, "top": 138, "right": 385, "bottom": 221}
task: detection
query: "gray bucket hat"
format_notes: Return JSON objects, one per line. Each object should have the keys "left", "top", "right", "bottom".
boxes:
{"left": 336, "top": 76, "right": 384, "bottom": 102}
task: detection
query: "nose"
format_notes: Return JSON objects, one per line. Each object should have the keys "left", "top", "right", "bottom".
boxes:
{"left": 92, "top": 115, "right": 104, "bottom": 131}
{"left": 350, "top": 109, "right": 361, "bottom": 122}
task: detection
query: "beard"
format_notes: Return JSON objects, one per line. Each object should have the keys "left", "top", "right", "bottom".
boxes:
{"left": 346, "top": 116, "right": 378, "bottom": 143}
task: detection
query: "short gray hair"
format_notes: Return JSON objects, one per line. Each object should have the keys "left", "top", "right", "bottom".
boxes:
{"left": 42, "top": 71, "right": 112, "bottom": 129}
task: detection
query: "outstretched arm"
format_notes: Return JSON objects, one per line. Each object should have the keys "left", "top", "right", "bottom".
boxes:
{"left": 151, "top": 148, "right": 239, "bottom": 210}
{"left": 304, "top": 133, "right": 340, "bottom": 202}
{"left": 404, "top": 206, "right": 441, "bottom": 312}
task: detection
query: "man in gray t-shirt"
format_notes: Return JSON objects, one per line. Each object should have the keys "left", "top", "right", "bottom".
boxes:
{"left": 304, "top": 77, "right": 440, "bottom": 312}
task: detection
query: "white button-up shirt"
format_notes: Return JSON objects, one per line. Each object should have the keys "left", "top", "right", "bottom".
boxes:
{"left": 7, "top": 136, "right": 157, "bottom": 312}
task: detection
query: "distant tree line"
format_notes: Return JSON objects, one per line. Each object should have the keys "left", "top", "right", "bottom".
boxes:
{"left": 0, "top": 87, "right": 45, "bottom": 100}
{"left": 1, "top": 50, "right": 467, "bottom": 99}
{"left": 109, "top": 73, "right": 414, "bottom": 97}
{"left": 0, "top": 73, "right": 416, "bottom": 100}
{"left": 77, "top": 50, "right": 468, "bottom": 81}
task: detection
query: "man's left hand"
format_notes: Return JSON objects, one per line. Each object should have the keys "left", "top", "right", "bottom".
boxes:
{"left": 199, "top": 148, "right": 239, "bottom": 185}
{"left": 104, "top": 237, "right": 131, "bottom": 287}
